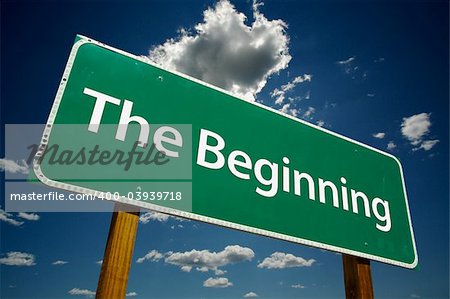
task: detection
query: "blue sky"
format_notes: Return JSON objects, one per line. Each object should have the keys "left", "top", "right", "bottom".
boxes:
{"left": 1, "top": 0, "right": 449, "bottom": 298}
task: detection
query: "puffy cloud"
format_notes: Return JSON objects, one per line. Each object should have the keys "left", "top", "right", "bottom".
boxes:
{"left": 17, "top": 212, "right": 40, "bottom": 221}
{"left": 316, "top": 120, "right": 325, "bottom": 127}
{"left": 0, "top": 208, "right": 24, "bottom": 226}
{"left": 244, "top": 292, "right": 259, "bottom": 297}
{"left": 401, "top": 113, "right": 431, "bottom": 144}
{"left": 271, "top": 74, "right": 312, "bottom": 104}
{"left": 96, "top": 259, "right": 103, "bottom": 265}
{"left": 136, "top": 250, "right": 164, "bottom": 263}
{"left": 401, "top": 113, "right": 439, "bottom": 151}
{"left": 0, "top": 252, "right": 36, "bottom": 266}
{"left": 387, "top": 141, "right": 397, "bottom": 151}
{"left": 0, "top": 159, "right": 29, "bottom": 174}
{"left": 372, "top": 132, "right": 385, "bottom": 139}
{"left": 149, "top": 0, "right": 291, "bottom": 100}
{"left": 139, "top": 211, "right": 170, "bottom": 223}
{"left": 165, "top": 245, "right": 254, "bottom": 273}
{"left": 257, "top": 252, "right": 315, "bottom": 269}
{"left": 52, "top": 260, "right": 68, "bottom": 265}
{"left": 279, "top": 103, "right": 299, "bottom": 117}
{"left": 203, "top": 277, "right": 233, "bottom": 288}
{"left": 68, "top": 288, "right": 95, "bottom": 297}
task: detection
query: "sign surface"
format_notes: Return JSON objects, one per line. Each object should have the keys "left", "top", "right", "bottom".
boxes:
{"left": 34, "top": 35, "right": 418, "bottom": 268}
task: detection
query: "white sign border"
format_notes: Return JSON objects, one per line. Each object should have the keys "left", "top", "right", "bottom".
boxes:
{"left": 33, "top": 35, "right": 418, "bottom": 269}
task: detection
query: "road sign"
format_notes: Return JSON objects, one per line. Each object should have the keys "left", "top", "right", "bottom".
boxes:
{"left": 34, "top": 35, "right": 418, "bottom": 268}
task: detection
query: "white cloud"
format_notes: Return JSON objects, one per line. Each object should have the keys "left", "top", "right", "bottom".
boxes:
{"left": 316, "top": 120, "right": 325, "bottom": 127}
{"left": 374, "top": 57, "right": 385, "bottom": 63}
{"left": 148, "top": 0, "right": 291, "bottom": 100}
{"left": 257, "top": 252, "right": 315, "bottom": 269}
{"left": 52, "top": 260, "right": 68, "bottom": 265}
{"left": 291, "top": 284, "right": 306, "bottom": 289}
{"left": 139, "top": 211, "right": 170, "bottom": 223}
{"left": 336, "top": 56, "right": 366, "bottom": 79}
{"left": 303, "top": 106, "right": 315, "bottom": 119}
{"left": 401, "top": 113, "right": 431, "bottom": 144}
{"left": 126, "top": 292, "right": 138, "bottom": 297}
{"left": 0, "top": 208, "right": 24, "bottom": 226}
{"left": 17, "top": 212, "right": 40, "bottom": 221}
{"left": 203, "top": 277, "right": 233, "bottom": 288}
{"left": 0, "top": 159, "right": 29, "bottom": 174}
{"left": 401, "top": 113, "right": 439, "bottom": 151}
{"left": 136, "top": 250, "right": 164, "bottom": 264}
{"left": 244, "top": 292, "right": 259, "bottom": 297}
{"left": 271, "top": 74, "right": 312, "bottom": 105}
{"left": 415, "top": 139, "right": 439, "bottom": 151}
{"left": 279, "top": 103, "right": 299, "bottom": 117}
{"left": 387, "top": 141, "right": 397, "bottom": 151}
{"left": 68, "top": 288, "right": 95, "bottom": 297}
{"left": 337, "top": 56, "right": 355, "bottom": 65}
{"left": 0, "top": 252, "right": 36, "bottom": 266}
{"left": 372, "top": 132, "right": 385, "bottom": 139}
{"left": 96, "top": 259, "right": 103, "bottom": 265}
{"left": 165, "top": 245, "right": 254, "bottom": 273}
{"left": 367, "top": 93, "right": 375, "bottom": 97}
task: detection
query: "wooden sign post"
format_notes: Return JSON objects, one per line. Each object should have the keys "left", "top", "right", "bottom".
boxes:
{"left": 342, "top": 254, "right": 374, "bottom": 299}
{"left": 96, "top": 204, "right": 140, "bottom": 299}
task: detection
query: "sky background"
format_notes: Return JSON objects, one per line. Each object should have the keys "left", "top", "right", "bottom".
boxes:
{"left": 1, "top": 0, "right": 449, "bottom": 298}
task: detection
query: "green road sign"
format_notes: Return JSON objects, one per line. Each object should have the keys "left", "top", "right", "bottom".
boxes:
{"left": 34, "top": 35, "right": 417, "bottom": 268}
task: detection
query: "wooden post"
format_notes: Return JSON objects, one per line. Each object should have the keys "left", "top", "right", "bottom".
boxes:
{"left": 96, "top": 204, "right": 140, "bottom": 299}
{"left": 342, "top": 254, "right": 374, "bottom": 299}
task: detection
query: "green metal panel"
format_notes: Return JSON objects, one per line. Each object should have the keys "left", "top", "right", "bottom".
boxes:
{"left": 34, "top": 35, "right": 417, "bottom": 269}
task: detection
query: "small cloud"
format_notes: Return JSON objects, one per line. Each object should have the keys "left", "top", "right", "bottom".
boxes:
{"left": 401, "top": 113, "right": 431, "bottom": 142}
{"left": 68, "top": 288, "right": 95, "bottom": 297}
{"left": 372, "top": 132, "right": 385, "bottom": 139}
{"left": 136, "top": 250, "right": 164, "bottom": 264}
{"left": 387, "top": 141, "right": 397, "bottom": 151}
{"left": 302, "top": 106, "right": 315, "bottom": 119}
{"left": 244, "top": 291, "right": 259, "bottom": 297}
{"left": 52, "top": 260, "right": 68, "bottom": 265}
{"left": 214, "top": 269, "right": 227, "bottom": 275}
{"left": 279, "top": 103, "right": 299, "bottom": 117}
{"left": 271, "top": 74, "right": 312, "bottom": 105}
{"left": 0, "top": 159, "right": 29, "bottom": 174}
{"left": 203, "top": 277, "right": 233, "bottom": 288}
{"left": 414, "top": 139, "right": 439, "bottom": 151}
{"left": 337, "top": 56, "right": 355, "bottom": 65}
{"left": 367, "top": 93, "right": 375, "bottom": 97}
{"left": 126, "top": 292, "right": 138, "bottom": 297}
{"left": 374, "top": 57, "right": 385, "bottom": 63}
{"left": 0, "top": 208, "right": 24, "bottom": 226}
{"left": 17, "top": 212, "right": 40, "bottom": 221}
{"left": 139, "top": 211, "right": 170, "bottom": 223}
{"left": 0, "top": 252, "right": 36, "bottom": 266}
{"left": 401, "top": 113, "right": 439, "bottom": 152}
{"left": 291, "top": 284, "right": 306, "bottom": 289}
{"left": 165, "top": 245, "right": 254, "bottom": 273}
{"left": 316, "top": 120, "right": 325, "bottom": 127}
{"left": 257, "top": 252, "right": 315, "bottom": 269}
{"left": 96, "top": 260, "right": 103, "bottom": 265}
